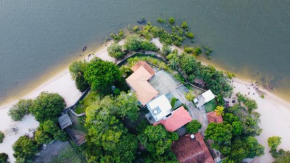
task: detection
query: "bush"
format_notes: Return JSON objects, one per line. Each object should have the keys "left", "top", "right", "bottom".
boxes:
{"left": 0, "top": 131, "right": 4, "bottom": 143}
{"left": 184, "top": 47, "right": 194, "bottom": 54}
{"left": 184, "top": 91, "right": 195, "bottom": 101}
{"left": 185, "top": 120, "right": 202, "bottom": 133}
{"left": 181, "top": 21, "right": 188, "bottom": 30}
{"left": 107, "top": 43, "right": 125, "bottom": 59}
{"left": 0, "top": 153, "right": 8, "bottom": 163}
{"left": 8, "top": 99, "right": 33, "bottom": 121}
{"left": 140, "top": 41, "right": 159, "bottom": 52}
{"left": 69, "top": 61, "right": 87, "bottom": 79}
{"left": 133, "top": 26, "right": 139, "bottom": 32}
{"left": 124, "top": 35, "right": 141, "bottom": 51}
{"left": 110, "top": 30, "right": 124, "bottom": 42}
{"left": 157, "top": 18, "right": 166, "bottom": 24}
{"left": 161, "top": 45, "right": 171, "bottom": 56}
{"left": 75, "top": 74, "right": 89, "bottom": 92}
{"left": 169, "top": 17, "right": 175, "bottom": 25}
{"left": 185, "top": 32, "right": 194, "bottom": 38}
{"left": 170, "top": 98, "right": 178, "bottom": 107}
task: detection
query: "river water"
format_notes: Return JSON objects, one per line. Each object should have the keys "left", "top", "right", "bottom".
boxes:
{"left": 0, "top": 0, "right": 290, "bottom": 105}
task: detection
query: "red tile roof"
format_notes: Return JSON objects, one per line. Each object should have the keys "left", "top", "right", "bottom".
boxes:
{"left": 154, "top": 106, "right": 192, "bottom": 132}
{"left": 171, "top": 133, "right": 215, "bottom": 163}
{"left": 131, "top": 61, "right": 155, "bottom": 76}
{"left": 207, "top": 111, "right": 223, "bottom": 124}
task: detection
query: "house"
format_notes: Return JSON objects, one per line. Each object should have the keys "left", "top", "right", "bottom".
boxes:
{"left": 146, "top": 94, "right": 172, "bottom": 123}
{"left": 194, "top": 90, "right": 215, "bottom": 109}
{"left": 154, "top": 106, "right": 192, "bottom": 132}
{"left": 207, "top": 111, "right": 223, "bottom": 124}
{"left": 126, "top": 61, "right": 158, "bottom": 105}
{"left": 171, "top": 133, "right": 215, "bottom": 163}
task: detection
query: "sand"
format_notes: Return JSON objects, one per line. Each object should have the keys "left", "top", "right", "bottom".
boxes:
{"left": 232, "top": 78, "right": 290, "bottom": 163}
{"left": 0, "top": 42, "right": 114, "bottom": 162}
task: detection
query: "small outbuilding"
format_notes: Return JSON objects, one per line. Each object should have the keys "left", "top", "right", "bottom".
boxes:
{"left": 58, "top": 114, "right": 72, "bottom": 130}
{"left": 194, "top": 90, "right": 215, "bottom": 109}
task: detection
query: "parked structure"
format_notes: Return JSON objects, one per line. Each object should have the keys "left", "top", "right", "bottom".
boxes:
{"left": 194, "top": 90, "right": 215, "bottom": 109}
{"left": 58, "top": 114, "right": 72, "bottom": 130}
{"left": 126, "top": 61, "right": 158, "bottom": 105}
{"left": 171, "top": 133, "right": 215, "bottom": 163}
{"left": 154, "top": 106, "right": 192, "bottom": 132}
{"left": 207, "top": 111, "right": 223, "bottom": 124}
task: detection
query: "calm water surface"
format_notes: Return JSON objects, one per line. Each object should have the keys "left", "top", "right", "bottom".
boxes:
{"left": 0, "top": 0, "right": 290, "bottom": 105}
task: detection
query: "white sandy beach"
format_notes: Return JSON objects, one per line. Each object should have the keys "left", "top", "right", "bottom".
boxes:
{"left": 0, "top": 38, "right": 289, "bottom": 162}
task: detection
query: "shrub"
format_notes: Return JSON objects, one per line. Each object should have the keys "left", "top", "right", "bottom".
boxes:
{"left": 184, "top": 46, "right": 194, "bottom": 54}
{"left": 140, "top": 41, "right": 159, "bottom": 52}
{"left": 69, "top": 61, "right": 87, "bottom": 79}
{"left": 186, "top": 120, "right": 202, "bottom": 133}
{"left": 133, "top": 26, "right": 139, "bottom": 32}
{"left": 185, "top": 32, "right": 194, "bottom": 38}
{"left": 8, "top": 99, "right": 33, "bottom": 121}
{"left": 157, "top": 18, "right": 166, "bottom": 24}
{"left": 0, "top": 131, "right": 4, "bottom": 143}
{"left": 124, "top": 35, "right": 141, "bottom": 51}
{"left": 161, "top": 45, "right": 172, "bottom": 56}
{"left": 181, "top": 21, "right": 188, "bottom": 30}
{"left": 268, "top": 136, "right": 282, "bottom": 150}
{"left": 169, "top": 17, "right": 175, "bottom": 25}
{"left": 0, "top": 153, "right": 8, "bottom": 163}
{"left": 184, "top": 91, "right": 195, "bottom": 101}
{"left": 107, "top": 43, "right": 125, "bottom": 59}
{"left": 110, "top": 30, "right": 124, "bottom": 42}
{"left": 170, "top": 98, "right": 178, "bottom": 108}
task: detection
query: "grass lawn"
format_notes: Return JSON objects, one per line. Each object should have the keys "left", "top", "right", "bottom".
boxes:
{"left": 74, "top": 91, "right": 99, "bottom": 114}
{"left": 205, "top": 99, "right": 217, "bottom": 113}
{"left": 48, "top": 143, "right": 82, "bottom": 163}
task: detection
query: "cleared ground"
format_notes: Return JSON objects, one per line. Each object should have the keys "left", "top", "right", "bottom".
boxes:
{"left": 33, "top": 141, "right": 82, "bottom": 163}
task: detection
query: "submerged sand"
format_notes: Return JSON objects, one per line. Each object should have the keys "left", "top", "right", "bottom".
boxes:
{"left": 0, "top": 38, "right": 289, "bottom": 163}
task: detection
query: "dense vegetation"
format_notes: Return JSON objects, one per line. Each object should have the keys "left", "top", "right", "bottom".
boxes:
{"left": 185, "top": 120, "right": 202, "bottom": 134}
{"left": 205, "top": 99, "right": 264, "bottom": 162}
{"left": 69, "top": 61, "right": 89, "bottom": 92}
{"left": 84, "top": 91, "right": 178, "bottom": 162}
{"left": 13, "top": 92, "right": 67, "bottom": 162}
{"left": 0, "top": 131, "right": 4, "bottom": 144}
{"left": 267, "top": 136, "right": 290, "bottom": 163}
{"left": 8, "top": 99, "right": 33, "bottom": 121}
{"left": 0, "top": 153, "right": 8, "bottom": 163}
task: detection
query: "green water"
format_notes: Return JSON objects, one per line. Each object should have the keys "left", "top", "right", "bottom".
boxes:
{"left": 0, "top": 0, "right": 290, "bottom": 105}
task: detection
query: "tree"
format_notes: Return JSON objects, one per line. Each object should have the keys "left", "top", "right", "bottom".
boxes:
{"left": 8, "top": 99, "right": 33, "bottom": 121}
{"left": 133, "top": 26, "right": 139, "bottom": 32}
{"left": 75, "top": 73, "right": 89, "bottom": 92}
{"left": 185, "top": 32, "right": 194, "bottom": 38}
{"left": 181, "top": 21, "right": 188, "bottom": 30}
{"left": 69, "top": 61, "right": 87, "bottom": 79}
{"left": 231, "top": 121, "right": 243, "bottom": 136}
{"left": 107, "top": 43, "right": 125, "bottom": 59}
{"left": 115, "top": 92, "right": 139, "bottom": 121}
{"left": 30, "top": 92, "right": 65, "bottom": 122}
{"left": 13, "top": 136, "right": 38, "bottom": 161}
{"left": 268, "top": 136, "right": 282, "bottom": 150}
{"left": 0, "top": 131, "right": 4, "bottom": 143}
{"left": 184, "top": 90, "right": 195, "bottom": 101}
{"left": 0, "top": 153, "right": 8, "bottom": 163}
{"left": 185, "top": 120, "right": 202, "bottom": 133}
{"left": 215, "top": 106, "right": 224, "bottom": 116}
{"left": 124, "top": 35, "right": 141, "bottom": 51}
{"left": 205, "top": 123, "right": 232, "bottom": 142}
{"left": 169, "top": 17, "right": 175, "bottom": 25}
{"left": 84, "top": 59, "right": 121, "bottom": 94}
{"left": 274, "top": 150, "right": 290, "bottom": 163}
{"left": 34, "top": 130, "right": 52, "bottom": 145}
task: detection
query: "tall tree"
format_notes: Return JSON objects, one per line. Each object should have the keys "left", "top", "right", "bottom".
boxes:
{"left": 84, "top": 59, "right": 121, "bottom": 94}
{"left": 268, "top": 136, "right": 282, "bottom": 150}
{"left": 13, "top": 136, "right": 38, "bottom": 161}
{"left": 29, "top": 92, "right": 65, "bottom": 122}
{"left": 205, "top": 123, "right": 233, "bottom": 142}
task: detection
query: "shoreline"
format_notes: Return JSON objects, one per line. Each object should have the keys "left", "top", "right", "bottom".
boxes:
{"left": 0, "top": 38, "right": 290, "bottom": 162}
